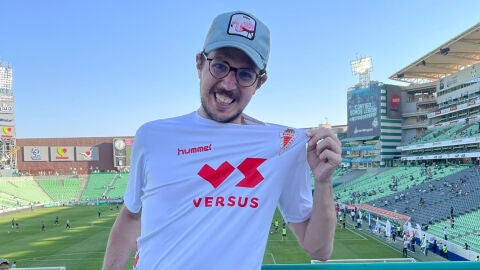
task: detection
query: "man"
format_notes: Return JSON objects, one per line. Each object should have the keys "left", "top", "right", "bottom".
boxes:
{"left": 103, "top": 10, "right": 341, "bottom": 269}
{"left": 432, "top": 238, "right": 438, "bottom": 254}
{"left": 442, "top": 244, "right": 448, "bottom": 259}
{"left": 422, "top": 239, "right": 429, "bottom": 256}
{"left": 273, "top": 219, "right": 279, "bottom": 233}
{"left": 409, "top": 234, "right": 416, "bottom": 252}
{"left": 0, "top": 259, "right": 9, "bottom": 270}
{"left": 402, "top": 238, "right": 409, "bottom": 257}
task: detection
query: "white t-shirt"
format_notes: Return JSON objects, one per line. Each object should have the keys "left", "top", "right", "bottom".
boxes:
{"left": 124, "top": 112, "right": 313, "bottom": 269}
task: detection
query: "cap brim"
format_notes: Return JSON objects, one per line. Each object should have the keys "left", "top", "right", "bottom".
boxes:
{"left": 205, "top": 41, "right": 265, "bottom": 70}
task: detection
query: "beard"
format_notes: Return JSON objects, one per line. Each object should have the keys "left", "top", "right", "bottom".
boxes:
{"left": 200, "top": 95, "right": 243, "bottom": 124}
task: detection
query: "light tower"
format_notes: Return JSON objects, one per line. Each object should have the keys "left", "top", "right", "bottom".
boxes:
{"left": 0, "top": 61, "right": 18, "bottom": 173}
{"left": 0, "top": 62, "right": 12, "bottom": 91}
{"left": 351, "top": 56, "right": 372, "bottom": 88}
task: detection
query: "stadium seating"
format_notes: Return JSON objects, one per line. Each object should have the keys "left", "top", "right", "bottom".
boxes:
{"left": 0, "top": 173, "right": 127, "bottom": 209}
{"left": 0, "top": 177, "right": 51, "bottom": 206}
{"left": 37, "top": 178, "right": 83, "bottom": 202}
{"left": 428, "top": 210, "right": 480, "bottom": 251}
{"left": 81, "top": 173, "right": 124, "bottom": 200}
{"left": 334, "top": 163, "right": 480, "bottom": 253}
{"left": 335, "top": 164, "right": 469, "bottom": 205}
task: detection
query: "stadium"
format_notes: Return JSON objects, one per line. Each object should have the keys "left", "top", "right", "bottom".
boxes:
{"left": 1, "top": 23, "right": 480, "bottom": 270}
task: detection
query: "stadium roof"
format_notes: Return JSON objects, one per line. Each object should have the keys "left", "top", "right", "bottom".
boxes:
{"left": 390, "top": 22, "right": 480, "bottom": 84}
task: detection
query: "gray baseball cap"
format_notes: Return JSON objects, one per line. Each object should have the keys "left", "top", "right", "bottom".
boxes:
{"left": 203, "top": 11, "right": 270, "bottom": 70}
{"left": 0, "top": 258, "right": 9, "bottom": 265}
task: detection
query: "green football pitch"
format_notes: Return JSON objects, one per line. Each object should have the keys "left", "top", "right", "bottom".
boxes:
{"left": 1, "top": 206, "right": 410, "bottom": 269}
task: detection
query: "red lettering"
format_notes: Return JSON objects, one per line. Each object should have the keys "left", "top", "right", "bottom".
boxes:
{"left": 193, "top": 196, "right": 259, "bottom": 208}
{"left": 250, "top": 197, "right": 259, "bottom": 208}
{"left": 237, "top": 196, "right": 248, "bottom": 207}
{"left": 215, "top": 196, "right": 224, "bottom": 206}
{"left": 205, "top": 196, "right": 213, "bottom": 207}
{"left": 193, "top": 198, "right": 202, "bottom": 207}
{"left": 227, "top": 196, "right": 236, "bottom": 206}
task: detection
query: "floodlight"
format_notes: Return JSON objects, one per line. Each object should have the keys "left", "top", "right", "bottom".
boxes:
{"left": 351, "top": 57, "right": 372, "bottom": 75}
{"left": 351, "top": 56, "right": 373, "bottom": 88}
{"left": 0, "top": 64, "right": 13, "bottom": 90}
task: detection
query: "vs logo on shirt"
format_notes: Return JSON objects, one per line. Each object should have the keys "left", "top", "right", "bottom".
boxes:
{"left": 193, "top": 157, "right": 266, "bottom": 208}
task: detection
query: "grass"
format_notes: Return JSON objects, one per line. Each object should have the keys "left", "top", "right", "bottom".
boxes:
{"left": 0, "top": 206, "right": 424, "bottom": 269}
{"left": 0, "top": 205, "right": 122, "bottom": 269}
{"left": 263, "top": 210, "right": 401, "bottom": 264}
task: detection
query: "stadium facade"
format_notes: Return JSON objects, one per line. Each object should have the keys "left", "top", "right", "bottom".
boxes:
{"left": 342, "top": 23, "right": 480, "bottom": 169}
{"left": 16, "top": 137, "right": 133, "bottom": 175}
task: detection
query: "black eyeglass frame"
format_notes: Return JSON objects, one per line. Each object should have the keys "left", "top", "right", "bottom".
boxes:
{"left": 201, "top": 52, "right": 265, "bottom": 87}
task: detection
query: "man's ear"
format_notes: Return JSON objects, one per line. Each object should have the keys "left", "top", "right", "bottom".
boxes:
{"left": 256, "top": 73, "right": 268, "bottom": 89}
{"left": 196, "top": 53, "right": 204, "bottom": 79}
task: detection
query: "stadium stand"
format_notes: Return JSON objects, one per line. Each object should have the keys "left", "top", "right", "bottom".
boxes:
{"left": 0, "top": 177, "right": 51, "bottom": 206}
{"left": 333, "top": 164, "right": 468, "bottom": 206}
{"left": 37, "top": 177, "right": 83, "bottom": 202}
{"left": 0, "top": 173, "right": 127, "bottom": 211}
{"left": 81, "top": 172, "right": 125, "bottom": 200}
{"left": 333, "top": 162, "right": 480, "bottom": 258}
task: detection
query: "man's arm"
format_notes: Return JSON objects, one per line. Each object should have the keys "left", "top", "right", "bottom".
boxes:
{"left": 102, "top": 205, "right": 141, "bottom": 270}
{"left": 289, "top": 127, "right": 341, "bottom": 261}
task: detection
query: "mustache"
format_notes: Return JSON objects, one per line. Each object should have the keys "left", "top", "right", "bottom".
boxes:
{"left": 213, "top": 89, "right": 237, "bottom": 99}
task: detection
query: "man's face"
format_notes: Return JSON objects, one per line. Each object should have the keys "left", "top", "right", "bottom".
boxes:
{"left": 196, "top": 47, "right": 266, "bottom": 124}
{"left": 0, "top": 263, "right": 9, "bottom": 270}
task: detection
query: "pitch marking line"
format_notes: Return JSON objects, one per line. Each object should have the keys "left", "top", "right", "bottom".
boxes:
{"left": 266, "top": 252, "right": 277, "bottom": 264}
{"left": 345, "top": 227, "right": 367, "bottom": 240}
{"left": 268, "top": 239, "right": 297, "bottom": 242}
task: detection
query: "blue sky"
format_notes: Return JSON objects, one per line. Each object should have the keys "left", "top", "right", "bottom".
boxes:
{"left": 1, "top": 0, "right": 480, "bottom": 138}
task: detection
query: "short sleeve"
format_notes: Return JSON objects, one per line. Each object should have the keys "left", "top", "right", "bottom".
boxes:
{"left": 123, "top": 126, "right": 147, "bottom": 213}
{"left": 277, "top": 142, "right": 313, "bottom": 224}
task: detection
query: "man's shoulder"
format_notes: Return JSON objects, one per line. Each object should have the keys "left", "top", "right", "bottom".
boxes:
{"left": 137, "top": 112, "right": 196, "bottom": 133}
{"left": 144, "top": 112, "right": 195, "bottom": 126}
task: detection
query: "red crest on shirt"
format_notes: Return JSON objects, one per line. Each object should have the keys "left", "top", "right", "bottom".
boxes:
{"left": 279, "top": 128, "right": 297, "bottom": 155}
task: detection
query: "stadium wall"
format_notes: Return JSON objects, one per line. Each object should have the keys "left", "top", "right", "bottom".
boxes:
{"left": 16, "top": 137, "right": 132, "bottom": 175}
{"left": 380, "top": 86, "right": 402, "bottom": 161}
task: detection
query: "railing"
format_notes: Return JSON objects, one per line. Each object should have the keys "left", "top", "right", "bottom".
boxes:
{"left": 261, "top": 261, "right": 478, "bottom": 269}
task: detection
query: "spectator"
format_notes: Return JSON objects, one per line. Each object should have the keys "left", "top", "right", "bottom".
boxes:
{"left": 0, "top": 259, "right": 9, "bottom": 270}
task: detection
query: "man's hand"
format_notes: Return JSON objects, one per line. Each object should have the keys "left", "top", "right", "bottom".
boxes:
{"left": 306, "top": 127, "right": 342, "bottom": 183}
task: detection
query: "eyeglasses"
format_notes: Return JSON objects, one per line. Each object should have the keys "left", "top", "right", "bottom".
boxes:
{"left": 202, "top": 52, "right": 264, "bottom": 87}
